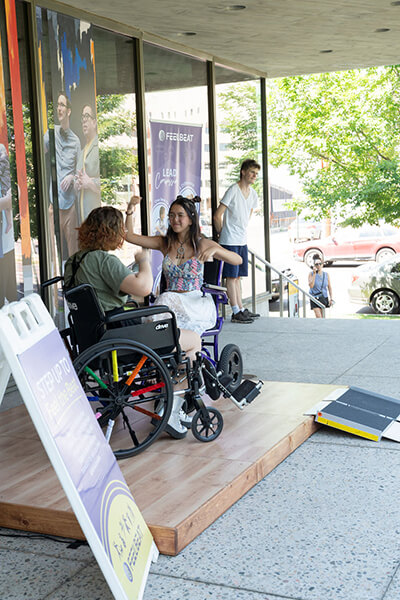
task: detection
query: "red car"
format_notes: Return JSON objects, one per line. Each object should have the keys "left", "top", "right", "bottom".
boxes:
{"left": 293, "top": 224, "right": 400, "bottom": 267}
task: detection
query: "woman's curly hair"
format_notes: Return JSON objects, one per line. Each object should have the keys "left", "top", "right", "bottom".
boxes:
{"left": 78, "top": 206, "right": 125, "bottom": 251}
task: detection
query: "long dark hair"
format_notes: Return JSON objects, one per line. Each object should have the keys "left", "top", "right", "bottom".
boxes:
{"left": 166, "top": 195, "right": 202, "bottom": 253}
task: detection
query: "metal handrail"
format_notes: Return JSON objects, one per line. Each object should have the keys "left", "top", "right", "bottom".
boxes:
{"left": 247, "top": 248, "right": 326, "bottom": 317}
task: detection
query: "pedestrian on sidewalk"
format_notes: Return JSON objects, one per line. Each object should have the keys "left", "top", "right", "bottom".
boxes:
{"left": 308, "top": 254, "right": 333, "bottom": 318}
{"left": 213, "top": 158, "right": 260, "bottom": 324}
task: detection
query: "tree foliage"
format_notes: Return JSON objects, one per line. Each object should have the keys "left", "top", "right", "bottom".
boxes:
{"left": 96, "top": 94, "right": 138, "bottom": 204}
{"left": 217, "top": 82, "right": 262, "bottom": 195}
{"left": 267, "top": 66, "right": 400, "bottom": 226}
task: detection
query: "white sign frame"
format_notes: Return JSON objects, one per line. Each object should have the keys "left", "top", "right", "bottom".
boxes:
{"left": 0, "top": 294, "right": 158, "bottom": 600}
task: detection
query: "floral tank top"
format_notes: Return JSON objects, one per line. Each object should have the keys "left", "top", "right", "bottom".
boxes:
{"left": 162, "top": 254, "right": 203, "bottom": 292}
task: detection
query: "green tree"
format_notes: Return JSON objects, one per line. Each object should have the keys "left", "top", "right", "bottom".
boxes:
{"left": 96, "top": 94, "right": 137, "bottom": 204}
{"left": 217, "top": 82, "right": 262, "bottom": 195}
{"left": 267, "top": 66, "right": 400, "bottom": 226}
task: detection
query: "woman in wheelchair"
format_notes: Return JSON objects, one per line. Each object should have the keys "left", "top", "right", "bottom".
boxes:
{"left": 64, "top": 205, "right": 221, "bottom": 440}
{"left": 64, "top": 206, "right": 153, "bottom": 312}
{"left": 125, "top": 194, "right": 242, "bottom": 348}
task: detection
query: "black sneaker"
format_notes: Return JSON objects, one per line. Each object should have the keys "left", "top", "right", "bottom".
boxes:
{"left": 243, "top": 308, "right": 260, "bottom": 319}
{"left": 231, "top": 311, "right": 254, "bottom": 323}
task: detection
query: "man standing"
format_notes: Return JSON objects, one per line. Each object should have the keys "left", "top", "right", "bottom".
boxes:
{"left": 74, "top": 103, "right": 101, "bottom": 224}
{"left": 45, "top": 91, "right": 81, "bottom": 259}
{"left": 213, "top": 158, "right": 260, "bottom": 323}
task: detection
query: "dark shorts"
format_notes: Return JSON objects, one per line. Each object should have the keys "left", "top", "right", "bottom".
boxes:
{"left": 221, "top": 245, "right": 248, "bottom": 278}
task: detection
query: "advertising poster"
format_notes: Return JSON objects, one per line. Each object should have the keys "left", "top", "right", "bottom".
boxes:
{"left": 44, "top": 10, "right": 100, "bottom": 264}
{"left": 0, "top": 28, "right": 17, "bottom": 307}
{"left": 4, "top": 0, "right": 32, "bottom": 295}
{"left": 149, "top": 120, "right": 202, "bottom": 289}
{"left": 0, "top": 296, "right": 156, "bottom": 600}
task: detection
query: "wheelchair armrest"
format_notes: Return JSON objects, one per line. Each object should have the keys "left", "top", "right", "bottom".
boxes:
{"left": 105, "top": 304, "right": 177, "bottom": 325}
{"left": 202, "top": 283, "right": 227, "bottom": 293}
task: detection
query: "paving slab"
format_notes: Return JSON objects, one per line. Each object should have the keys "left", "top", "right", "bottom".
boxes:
{"left": 149, "top": 441, "right": 400, "bottom": 600}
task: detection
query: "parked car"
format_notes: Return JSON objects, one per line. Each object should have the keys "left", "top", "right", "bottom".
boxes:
{"left": 293, "top": 224, "right": 400, "bottom": 268}
{"left": 348, "top": 254, "right": 400, "bottom": 314}
{"left": 288, "top": 216, "right": 322, "bottom": 243}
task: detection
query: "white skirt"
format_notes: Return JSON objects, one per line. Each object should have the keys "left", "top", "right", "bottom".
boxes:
{"left": 152, "top": 290, "right": 216, "bottom": 336}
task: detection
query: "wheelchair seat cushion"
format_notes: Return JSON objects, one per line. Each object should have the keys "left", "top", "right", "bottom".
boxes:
{"left": 151, "top": 290, "right": 216, "bottom": 336}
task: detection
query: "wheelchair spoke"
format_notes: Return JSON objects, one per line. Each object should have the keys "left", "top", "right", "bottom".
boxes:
{"left": 129, "top": 381, "right": 165, "bottom": 397}
{"left": 74, "top": 340, "right": 174, "bottom": 459}
{"left": 121, "top": 409, "right": 140, "bottom": 447}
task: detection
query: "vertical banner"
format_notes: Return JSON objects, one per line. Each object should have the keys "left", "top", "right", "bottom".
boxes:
{"left": 149, "top": 120, "right": 202, "bottom": 289}
{"left": 0, "top": 295, "right": 157, "bottom": 600}
{"left": 0, "top": 28, "right": 17, "bottom": 307}
{"left": 4, "top": 0, "right": 32, "bottom": 295}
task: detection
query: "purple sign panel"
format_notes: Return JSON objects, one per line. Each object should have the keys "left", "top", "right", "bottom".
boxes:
{"left": 17, "top": 328, "right": 153, "bottom": 598}
{"left": 149, "top": 120, "right": 202, "bottom": 291}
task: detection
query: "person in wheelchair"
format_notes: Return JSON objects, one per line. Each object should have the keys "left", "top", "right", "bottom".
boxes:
{"left": 64, "top": 205, "right": 212, "bottom": 439}
{"left": 125, "top": 194, "right": 242, "bottom": 350}
{"left": 64, "top": 206, "right": 153, "bottom": 318}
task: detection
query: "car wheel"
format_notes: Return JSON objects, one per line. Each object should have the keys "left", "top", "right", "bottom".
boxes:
{"left": 371, "top": 290, "right": 400, "bottom": 314}
{"left": 304, "top": 249, "right": 324, "bottom": 268}
{"left": 376, "top": 248, "right": 396, "bottom": 263}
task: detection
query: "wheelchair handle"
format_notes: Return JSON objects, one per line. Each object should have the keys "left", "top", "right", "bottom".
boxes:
{"left": 41, "top": 276, "right": 64, "bottom": 290}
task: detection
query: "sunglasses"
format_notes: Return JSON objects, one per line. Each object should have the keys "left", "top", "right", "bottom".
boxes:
{"left": 314, "top": 263, "right": 322, "bottom": 266}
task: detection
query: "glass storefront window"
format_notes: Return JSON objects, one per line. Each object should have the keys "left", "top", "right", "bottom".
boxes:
{"left": 36, "top": 8, "right": 139, "bottom": 320}
{"left": 143, "top": 42, "right": 211, "bottom": 289}
{"left": 92, "top": 25, "right": 139, "bottom": 267}
{"left": 0, "top": 0, "right": 39, "bottom": 308}
{"left": 215, "top": 65, "right": 264, "bottom": 299}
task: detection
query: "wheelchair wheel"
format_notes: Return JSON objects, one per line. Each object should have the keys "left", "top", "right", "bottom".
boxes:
{"left": 191, "top": 407, "right": 223, "bottom": 442}
{"left": 217, "top": 343, "right": 243, "bottom": 392}
{"left": 73, "top": 338, "right": 173, "bottom": 459}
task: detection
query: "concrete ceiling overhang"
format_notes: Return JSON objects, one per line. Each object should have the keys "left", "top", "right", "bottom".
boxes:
{"left": 60, "top": 0, "right": 400, "bottom": 78}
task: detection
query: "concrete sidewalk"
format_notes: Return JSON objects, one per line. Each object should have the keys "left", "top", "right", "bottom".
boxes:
{"left": 2, "top": 316, "right": 400, "bottom": 600}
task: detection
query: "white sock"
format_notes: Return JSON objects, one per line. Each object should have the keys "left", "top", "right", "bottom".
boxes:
{"left": 232, "top": 305, "right": 240, "bottom": 314}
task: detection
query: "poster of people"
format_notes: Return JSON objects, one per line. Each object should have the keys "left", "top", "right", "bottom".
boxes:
{"left": 149, "top": 120, "right": 202, "bottom": 289}
{"left": 38, "top": 9, "right": 101, "bottom": 266}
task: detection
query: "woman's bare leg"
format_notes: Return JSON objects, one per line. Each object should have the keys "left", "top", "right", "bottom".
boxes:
{"left": 166, "top": 329, "right": 202, "bottom": 438}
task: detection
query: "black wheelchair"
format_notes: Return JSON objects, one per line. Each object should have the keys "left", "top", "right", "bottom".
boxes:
{"left": 41, "top": 259, "right": 262, "bottom": 460}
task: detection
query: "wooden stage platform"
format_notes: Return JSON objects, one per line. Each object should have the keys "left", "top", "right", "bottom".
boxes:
{"left": 0, "top": 381, "right": 341, "bottom": 556}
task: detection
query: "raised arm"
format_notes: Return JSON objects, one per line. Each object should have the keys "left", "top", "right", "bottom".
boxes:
{"left": 119, "top": 250, "right": 153, "bottom": 297}
{"left": 125, "top": 195, "right": 165, "bottom": 252}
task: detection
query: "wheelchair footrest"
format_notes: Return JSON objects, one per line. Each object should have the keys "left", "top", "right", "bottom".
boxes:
{"left": 231, "top": 379, "right": 263, "bottom": 409}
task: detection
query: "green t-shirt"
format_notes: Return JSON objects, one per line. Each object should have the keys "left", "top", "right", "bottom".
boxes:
{"left": 64, "top": 250, "right": 133, "bottom": 312}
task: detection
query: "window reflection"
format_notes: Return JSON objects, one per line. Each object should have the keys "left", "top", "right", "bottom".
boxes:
{"left": 215, "top": 65, "right": 264, "bottom": 298}
{"left": 143, "top": 43, "right": 211, "bottom": 290}
{"left": 0, "top": 0, "right": 39, "bottom": 308}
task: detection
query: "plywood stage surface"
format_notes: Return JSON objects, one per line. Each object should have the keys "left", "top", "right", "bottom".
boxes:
{"left": 0, "top": 381, "right": 342, "bottom": 556}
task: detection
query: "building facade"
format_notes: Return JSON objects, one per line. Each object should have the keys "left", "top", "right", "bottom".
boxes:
{"left": 0, "top": 0, "right": 272, "bottom": 319}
